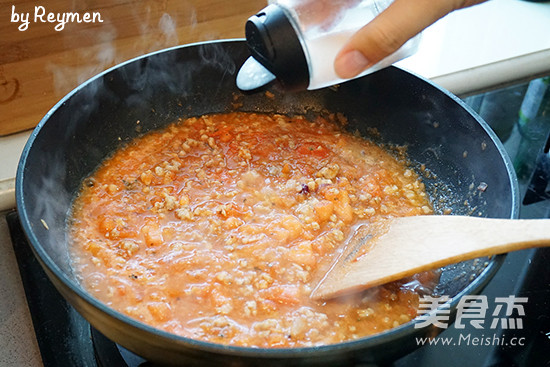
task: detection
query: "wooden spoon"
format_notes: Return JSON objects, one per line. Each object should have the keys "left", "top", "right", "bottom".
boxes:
{"left": 310, "top": 215, "right": 550, "bottom": 300}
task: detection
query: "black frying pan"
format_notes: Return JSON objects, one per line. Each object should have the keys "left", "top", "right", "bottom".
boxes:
{"left": 16, "top": 40, "right": 519, "bottom": 366}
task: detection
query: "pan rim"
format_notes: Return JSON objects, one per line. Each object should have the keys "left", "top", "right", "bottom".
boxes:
{"left": 15, "top": 39, "right": 519, "bottom": 359}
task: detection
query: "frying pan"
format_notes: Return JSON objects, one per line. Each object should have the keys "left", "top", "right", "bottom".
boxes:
{"left": 16, "top": 40, "right": 519, "bottom": 366}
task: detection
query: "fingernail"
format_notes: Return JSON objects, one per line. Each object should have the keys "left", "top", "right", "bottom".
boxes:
{"left": 335, "top": 50, "right": 370, "bottom": 79}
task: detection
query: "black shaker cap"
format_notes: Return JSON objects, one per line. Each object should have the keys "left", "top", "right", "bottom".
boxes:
{"left": 245, "top": 4, "right": 309, "bottom": 91}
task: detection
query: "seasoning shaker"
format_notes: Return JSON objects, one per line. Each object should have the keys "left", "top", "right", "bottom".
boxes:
{"left": 236, "top": 0, "right": 421, "bottom": 91}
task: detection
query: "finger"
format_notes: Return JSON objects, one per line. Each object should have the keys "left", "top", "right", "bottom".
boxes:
{"left": 334, "top": 0, "right": 482, "bottom": 79}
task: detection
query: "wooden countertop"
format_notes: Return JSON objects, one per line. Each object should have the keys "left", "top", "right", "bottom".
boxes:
{"left": 0, "top": 0, "right": 265, "bottom": 136}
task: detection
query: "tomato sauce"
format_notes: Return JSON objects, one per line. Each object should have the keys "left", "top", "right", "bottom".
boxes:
{"left": 69, "top": 112, "right": 435, "bottom": 347}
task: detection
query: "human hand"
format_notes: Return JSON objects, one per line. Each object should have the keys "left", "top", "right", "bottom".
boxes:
{"left": 334, "top": 0, "right": 487, "bottom": 79}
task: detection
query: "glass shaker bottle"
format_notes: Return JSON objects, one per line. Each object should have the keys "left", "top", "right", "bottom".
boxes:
{"left": 237, "top": 0, "right": 421, "bottom": 91}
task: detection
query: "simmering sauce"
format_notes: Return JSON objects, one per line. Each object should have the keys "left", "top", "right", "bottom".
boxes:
{"left": 69, "top": 112, "right": 435, "bottom": 347}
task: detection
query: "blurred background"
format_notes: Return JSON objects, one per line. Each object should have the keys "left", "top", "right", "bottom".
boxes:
{"left": 0, "top": 0, "right": 265, "bottom": 136}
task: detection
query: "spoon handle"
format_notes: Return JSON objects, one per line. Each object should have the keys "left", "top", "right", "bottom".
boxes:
{"left": 311, "top": 216, "right": 550, "bottom": 300}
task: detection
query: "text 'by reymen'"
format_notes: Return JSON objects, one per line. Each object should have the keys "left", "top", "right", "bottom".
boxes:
{"left": 10, "top": 5, "right": 104, "bottom": 31}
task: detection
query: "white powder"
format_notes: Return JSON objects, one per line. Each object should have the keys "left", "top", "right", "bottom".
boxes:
{"left": 305, "top": 31, "right": 421, "bottom": 90}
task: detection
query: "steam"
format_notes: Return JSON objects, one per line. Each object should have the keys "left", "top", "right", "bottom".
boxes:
{"left": 46, "top": 22, "right": 118, "bottom": 97}
{"left": 46, "top": 2, "right": 198, "bottom": 97}
{"left": 199, "top": 42, "right": 236, "bottom": 74}
{"left": 27, "top": 2, "right": 244, "bottom": 285}
{"left": 159, "top": 13, "right": 178, "bottom": 44}
{"left": 27, "top": 148, "right": 73, "bottom": 276}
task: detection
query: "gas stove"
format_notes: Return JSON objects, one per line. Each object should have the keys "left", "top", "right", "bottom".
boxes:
{"left": 5, "top": 87, "right": 550, "bottom": 367}
{"left": 7, "top": 209, "right": 550, "bottom": 367}
{"left": 6, "top": 170, "right": 550, "bottom": 367}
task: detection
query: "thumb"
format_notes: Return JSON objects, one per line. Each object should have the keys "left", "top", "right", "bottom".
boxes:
{"left": 334, "top": 0, "right": 463, "bottom": 79}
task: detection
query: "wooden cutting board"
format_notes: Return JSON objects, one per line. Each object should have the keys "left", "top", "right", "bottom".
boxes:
{"left": 0, "top": 0, "right": 265, "bottom": 136}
